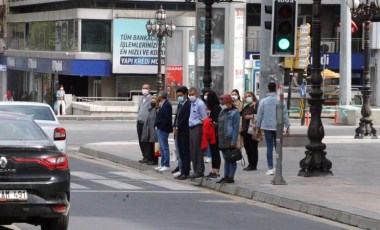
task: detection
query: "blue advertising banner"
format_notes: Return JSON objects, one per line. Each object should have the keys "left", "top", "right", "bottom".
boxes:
{"left": 112, "top": 18, "right": 165, "bottom": 74}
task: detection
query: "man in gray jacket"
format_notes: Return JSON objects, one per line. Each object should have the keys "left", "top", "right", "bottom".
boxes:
{"left": 137, "top": 84, "right": 152, "bottom": 163}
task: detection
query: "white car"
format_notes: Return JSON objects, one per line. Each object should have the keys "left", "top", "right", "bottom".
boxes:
{"left": 0, "top": 102, "right": 67, "bottom": 153}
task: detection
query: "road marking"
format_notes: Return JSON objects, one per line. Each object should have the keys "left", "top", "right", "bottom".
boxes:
{"left": 144, "top": 180, "right": 199, "bottom": 191}
{"left": 110, "top": 171, "right": 155, "bottom": 180}
{"left": 71, "top": 171, "right": 107, "bottom": 180}
{"left": 71, "top": 182, "right": 89, "bottom": 189}
{"left": 110, "top": 171, "right": 199, "bottom": 191}
{"left": 91, "top": 179, "right": 142, "bottom": 190}
{"left": 71, "top": 190, "right": 207, "bottom": 194}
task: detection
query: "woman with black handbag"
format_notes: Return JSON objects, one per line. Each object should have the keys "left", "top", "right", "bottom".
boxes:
{"left": 216, "top": 94, "right": 240, "bottom": 184}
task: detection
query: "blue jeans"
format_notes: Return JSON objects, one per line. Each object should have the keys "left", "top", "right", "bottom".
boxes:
{"left": 221, "top": 150, "right": 237, "bottom": 178}
{"left": 204, "top": 145, "right": 211, "bottom": 158}
{"left": 157, "top": 129, "right": 170, "bottom": 167}
{"left": 264, "top": 130, "right": 276, "bottom": 169}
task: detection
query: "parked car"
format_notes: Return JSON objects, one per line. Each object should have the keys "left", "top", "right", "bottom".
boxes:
{"left": 0, "top": 112, "right": 70, "bottom": 230}
{"left": 0, "top": 102, "right": 67, "bottom": 153}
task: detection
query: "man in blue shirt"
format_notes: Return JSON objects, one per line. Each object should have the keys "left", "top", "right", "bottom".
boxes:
{"left": 188, "top": 87, "right": 208, "bottom": 178}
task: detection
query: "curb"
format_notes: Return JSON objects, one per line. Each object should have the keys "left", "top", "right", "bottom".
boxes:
{"left": 58, "top": 116, "right": 136, "bottom": 121}
{"left": 78, "top": 146, "right": 380, "bottom": 230}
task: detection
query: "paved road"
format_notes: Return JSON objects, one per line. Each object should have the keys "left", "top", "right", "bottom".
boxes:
{"left": 9, "top": 153, "right": 355, "bottom": 230}
{"left": 1, "top": 120, "right": 365, "bottom": 229}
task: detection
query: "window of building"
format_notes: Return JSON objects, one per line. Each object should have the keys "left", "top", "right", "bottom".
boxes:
{"left": 81, "top": 20, "right": 111, "bottom": 52}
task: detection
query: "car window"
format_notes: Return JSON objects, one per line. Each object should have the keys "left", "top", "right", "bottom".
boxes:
{"left": 0, "top": 120, "right": 48, "bottom": 140}
{"left": 0, "top": 105, "right": 55, "bottom": 121}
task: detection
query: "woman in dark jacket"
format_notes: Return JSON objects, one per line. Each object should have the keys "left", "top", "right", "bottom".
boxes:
{"left": 141, "top": 95, "right": 159, "bottom": 165}
{"left": 204, "top": 90, "right": 222, "bottom": 179}
{"left": 240, "top": 92, "right": 260, "bottom": 171}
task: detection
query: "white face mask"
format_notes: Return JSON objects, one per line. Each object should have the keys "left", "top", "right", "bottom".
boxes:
{"left": 204, "top": 96, "right": 208, "bottom": 101}
{"left": 245, "top": 97, "right": 253, "bottom": 104}
{"left": 231, "top": 95, "right": 238, "bottom": 101}
{"left": 189, "top": 95, "right": 196, "bottom": 102}
{"left": 220, "top": 104, "right": 227, "bottom": 110}
{"left": 60, "top": 87, "right": 63, "bottom": 90}
{"left": 142, "top": 89, "right": 149, "bottom": 95}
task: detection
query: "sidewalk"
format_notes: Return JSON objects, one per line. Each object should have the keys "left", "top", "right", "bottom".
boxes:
{"left": 78, "top": 121, "right": 380, "bottom": 230}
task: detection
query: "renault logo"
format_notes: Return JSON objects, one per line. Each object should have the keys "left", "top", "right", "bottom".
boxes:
{"left": 0, "top": 156, "right": 7, "bottom": 168}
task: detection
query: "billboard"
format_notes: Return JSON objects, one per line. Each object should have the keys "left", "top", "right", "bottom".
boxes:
{"left": 112, "top": 19, "right": 165, "bottom": 74}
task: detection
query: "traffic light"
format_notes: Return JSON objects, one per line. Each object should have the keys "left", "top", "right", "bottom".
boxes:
{"left": 271, "top": 0, "right": 298, "bottom": 56}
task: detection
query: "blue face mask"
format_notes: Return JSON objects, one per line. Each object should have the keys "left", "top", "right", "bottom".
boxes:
{"left": 177, "top": 96, "right": 185, "bottom": 103}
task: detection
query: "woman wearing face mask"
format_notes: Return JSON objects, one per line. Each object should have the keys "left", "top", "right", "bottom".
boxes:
{"left": 141, "top": 95, "right": 159, "bottom": 165}
{"left": 240, "top": 92, "right": 260, "bottom": 171}
{"left": 231, "top": 89, "right": 243, "bottom": 112}
{"left": 56, "top": 84, "right": 66, "bottom": 116}
{"left": 231, "top": 89, "right": 244, "bottom": 150}
{"left": 216, "top": 94, "right": 240, "bottom": 184}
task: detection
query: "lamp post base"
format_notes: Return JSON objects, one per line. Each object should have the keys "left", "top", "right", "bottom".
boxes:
{"left": 298, "top": 150, "right": 333, "bottom": 177}
{"left": 354, "top": 118, "right": 377, "bottom": 139}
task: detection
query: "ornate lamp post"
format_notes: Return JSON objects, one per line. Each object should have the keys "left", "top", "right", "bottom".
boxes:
{"left": 298, "top": 0, "right": 333, "bottom": 177}
{"left": 347, "top": 0, "right": 379, "bottom": 139}
{"left": 185, "top": 0, "right": 232, "bottom": 92}
{"left": 146, "top": 5, "right": 176, "bottom": 94}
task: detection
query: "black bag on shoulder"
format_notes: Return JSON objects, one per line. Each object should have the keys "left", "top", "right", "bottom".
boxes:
{"left": 225, "top": 147, "right": 243, "bottom": 162}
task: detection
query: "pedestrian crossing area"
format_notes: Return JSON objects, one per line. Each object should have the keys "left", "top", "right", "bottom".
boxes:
{"left": 70, "top": 171, "right": 201, "bottom": 193}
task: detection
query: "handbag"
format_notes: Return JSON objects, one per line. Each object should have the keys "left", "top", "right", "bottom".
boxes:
{"left": 247, "top": 118, "right": 255, "bottom": 134}
{"left": 225, "top": 147, "right": 243, "bottom": 162}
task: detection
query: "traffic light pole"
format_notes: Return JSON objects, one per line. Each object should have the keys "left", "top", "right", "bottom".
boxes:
{"left": 298, "top": 0, "right": 332, "bottom": 177}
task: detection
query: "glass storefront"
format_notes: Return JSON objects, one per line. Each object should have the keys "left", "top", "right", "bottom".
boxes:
{"left": 8, "top": 20, "right": 79, "bottom": 51}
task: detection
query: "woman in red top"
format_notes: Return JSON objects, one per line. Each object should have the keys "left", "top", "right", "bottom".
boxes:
{"left": 203, "top": 90, "right": 222, "bottom": 179}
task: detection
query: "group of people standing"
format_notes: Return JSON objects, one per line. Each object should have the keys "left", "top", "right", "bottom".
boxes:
{"left": 136, "top": 81, "right": 290, "bottom": 184}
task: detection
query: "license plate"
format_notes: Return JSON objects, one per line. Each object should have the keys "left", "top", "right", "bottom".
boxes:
{"left": 0, "top": 190, "right": 28, "bottom": 202}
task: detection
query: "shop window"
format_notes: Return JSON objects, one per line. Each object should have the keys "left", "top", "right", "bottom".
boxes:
{"left": 81, "top": 20, "right": 111, "bottom": 52}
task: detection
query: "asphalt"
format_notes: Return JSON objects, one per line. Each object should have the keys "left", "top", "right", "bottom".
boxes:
{"left": 64, "top": 115, "right": 380, "bottom": 230}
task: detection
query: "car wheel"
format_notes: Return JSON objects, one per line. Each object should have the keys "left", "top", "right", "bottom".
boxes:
{"left": 41, "top": 214, "right": 69, "bottom": 230}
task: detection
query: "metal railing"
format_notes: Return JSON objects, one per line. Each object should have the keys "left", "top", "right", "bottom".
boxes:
{"left": 246, "top": 37, "right": 363, "bottom": 53}
{"left": 76, "top": 90, "right": 158, "bottom": 102}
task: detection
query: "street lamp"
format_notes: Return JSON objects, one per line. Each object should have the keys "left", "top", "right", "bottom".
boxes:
{"left": 347, "top": 0, "right": 379, "bottom": 139}
{"left": 146, "top": 5, "right": 176, "bottom": 94}
{"left": 298, "top": 0, "right": 333, "bottom": 177}
{"left": 185, "top": 0, "right": 232, "bottom": 92}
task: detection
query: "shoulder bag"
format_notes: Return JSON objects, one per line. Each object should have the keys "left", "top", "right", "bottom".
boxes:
{"left": 225, "top": 147, "right": 243, "bottom": 162}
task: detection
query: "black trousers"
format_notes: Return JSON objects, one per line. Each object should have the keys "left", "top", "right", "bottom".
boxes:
{"left": 177, "top": 134, "right": 191, "bottom": 176}
{"left": 210, "top": 144, "right": 220, "bottom": 169}
{"left": 146, "top": 142, "right": 158, "bottom": 163}
{"left": 137, "top": 121, "right": 150, "bottom": 160}
{"left": 243, "top": 132, "right": 259, "bottom": 168}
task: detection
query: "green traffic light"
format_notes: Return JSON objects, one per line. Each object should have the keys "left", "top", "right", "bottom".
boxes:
{"left": 278, "top": 38, "right": 290, "bottom": 50}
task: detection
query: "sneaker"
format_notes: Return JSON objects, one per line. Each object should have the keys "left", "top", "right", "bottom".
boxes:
{"left": 204, "top": 157, "right": 211, "bottom": 163}
{"left": 216, "top": 177, "right": 229, "bottom": 183}
{"left": 205, "top": 172, "right": 215, "bottom": 178}
{"left": 159, "top": 166, "right": 170, "bottom": 172}
{"left": 176, "top": 174, "right": 188, "bottom": 180}
{"left": 173, "top": 171, "right": 181, "bottom": 177}
{"left": 154, "top": 166, "right": 162, "bottom": 171}
{"left": 265, "top": 169, "right": 275, "bottom": 175}
{"left": 225, "top": 178, "right": 235, "bottom": 183}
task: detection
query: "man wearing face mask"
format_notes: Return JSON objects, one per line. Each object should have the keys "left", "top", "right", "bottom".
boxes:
{"left": 188, "top": 87, "right": 208, "bottom": 178}
{"left": 154, "top": 92, "right": 173, "bottom": 172}
{"left": 137, "top": 84, "right": 152, "bottom": 163}
{"left": 173, "top": 86, "right": 191, "bottom": 180}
